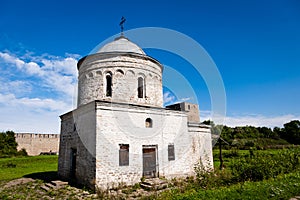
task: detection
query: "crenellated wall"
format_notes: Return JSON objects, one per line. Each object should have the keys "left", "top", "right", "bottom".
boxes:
{"left": 15, "top": 133, "right": 60, "bottom": 156}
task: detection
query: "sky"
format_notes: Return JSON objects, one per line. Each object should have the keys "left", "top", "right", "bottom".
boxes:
{"left": 0, "top": 0, "right": 299, "bottom": 133}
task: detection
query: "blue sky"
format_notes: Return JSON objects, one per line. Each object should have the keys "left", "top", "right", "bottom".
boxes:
{"left": 0, "top": 0, "right": 299, "bottom": 133}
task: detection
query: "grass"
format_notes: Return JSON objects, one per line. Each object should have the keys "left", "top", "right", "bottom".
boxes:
{"left": 213, "top": 148, "right": 295, "bottom": 164}
{"left": 0, "top": 155, "right": 58, "bottom": 181}
{"left": 157, "top": 171, "right": 300, "bottom": 199}
{"left": 1, "top": 150, "right": 300, "bottom": 199}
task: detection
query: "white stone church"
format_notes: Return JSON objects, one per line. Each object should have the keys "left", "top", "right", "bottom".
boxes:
{"left": 58, "top": 34, "right": 213, "bottom": 189}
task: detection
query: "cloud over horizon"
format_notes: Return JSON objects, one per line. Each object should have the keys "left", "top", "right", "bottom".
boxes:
{"left": 200, "top": 111, "right": 300, "bottom": 128}
{"left": 0, "top": 50, "right": 299, "bottom": 133}
{"left": 0, "top": 51, "right": 78, "bottom": 133}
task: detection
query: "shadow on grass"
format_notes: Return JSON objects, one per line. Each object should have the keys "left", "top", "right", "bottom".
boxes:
{"left": 24, "top": 171, "right": 58, "bottom": 182}
{"left": 23, "top": 171, "right": 91, "bottom": 191}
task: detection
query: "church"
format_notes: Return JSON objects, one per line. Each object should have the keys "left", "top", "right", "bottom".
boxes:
{"left": 58, "top": 32, "right": 213, "bottom": 189}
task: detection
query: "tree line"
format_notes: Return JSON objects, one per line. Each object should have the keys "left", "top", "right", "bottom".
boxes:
{"left": 203, "top": 120, "right": 300, "bottom": 148}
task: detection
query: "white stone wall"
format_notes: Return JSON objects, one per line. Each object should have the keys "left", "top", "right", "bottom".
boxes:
{"left": 77, "top": 53, "right": 163, "bottom": 108}
{"left": 58, "top": 101, "right": 213, "bottom": 190}
{"left": 94, "top": 101, "right": 213, "bottom": 188}
{"left": 58, "top": 102, "right": 97, "bottom": 188}
{"left": 188, "top": 123, "right": 214, "bottom": 171}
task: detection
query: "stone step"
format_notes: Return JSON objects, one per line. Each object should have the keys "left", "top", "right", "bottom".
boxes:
{"left": 290, "top": 196, "right": 300, "bottom": 200}
{"left": 40, "top": 180, "right": 69, "bottom": 191}
{"left": 40, "top": 185, "right": 51, "bottom": 192}
{"left": 140, "top": 178, "right": 168, "bottom": 190}
{"left": 140, "top": 182, "right": 168, "bottom": 190}
{"left": 45, "top": 183, "right": 57, "bottom": 189}
{"left": 51, "top": 180, "right": 68, "bottom": 188}
{"left": 140, "top": 183, "right": 153, "bottom": 190}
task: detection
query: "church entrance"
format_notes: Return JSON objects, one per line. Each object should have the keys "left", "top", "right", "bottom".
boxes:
{"left": 142, "top": 145, "right": 158, "bottom": 178}
{"left": 70, "top": 148, "right": 77, "bottom": 178}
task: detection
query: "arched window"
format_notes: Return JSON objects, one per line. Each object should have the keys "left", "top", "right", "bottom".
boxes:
{"left": 138, "top": 77, "right": 145, "bottom": 98}
{"left": 145, "top": 118, "right": 153, "bottom": 128}
{"left": 106, "top": 73, "right": 112, "bottom": 97}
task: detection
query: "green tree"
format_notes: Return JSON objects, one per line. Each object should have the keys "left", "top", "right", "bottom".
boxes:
{"left": 272, "top": 127, "right": 281, "bottom": 139}
{"left": 281, "top": 120, "right": 300, "bottom": 144}
{"left": 0, "top": 131, "right": 18, "bottom": 157}
{"left": 258, "top": 127, "right": 273, "bottom": 138}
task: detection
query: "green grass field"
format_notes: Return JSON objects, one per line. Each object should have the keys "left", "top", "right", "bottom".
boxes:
{"left": 1, "top": 150, "right": 300, "bottom": 199}
{"left": 0, "top": 155, "right": 58, "bottom": 181}
{"left": 157, "top": 171, "right": 300, "bottom": 200}
{"left": 157, "top": 148, "right": 300, "bottom": 200}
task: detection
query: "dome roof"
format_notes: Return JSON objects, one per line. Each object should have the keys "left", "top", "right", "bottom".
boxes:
{"left": 97, "top": 36, "right": 145, "bottom": 55}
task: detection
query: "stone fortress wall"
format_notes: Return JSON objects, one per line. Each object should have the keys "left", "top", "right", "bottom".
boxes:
{"left": 15, "top": 133, "right": 60, "bottom": 156}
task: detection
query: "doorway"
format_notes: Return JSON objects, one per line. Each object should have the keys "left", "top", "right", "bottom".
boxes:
{"left": 142, "top": 145, "right": 158, "bottom": 178}
{"left": 70, "top": 148, "right": 77, "bottom": 178}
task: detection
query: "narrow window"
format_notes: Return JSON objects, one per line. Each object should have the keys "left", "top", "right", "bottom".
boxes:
{"left": 138, "top": 77, "right": 144, "bottom": 98}
{"left": 106, "top": 73, "right": 112, "bottom": 97}
{"left": 168, "top": 144, "right": 175, "bottom": 161}
{"left": 119, "top": 144, "right": 129, "bottom": 166}
{"left": 145, "top": 118, "right": 153, "bottom": 128}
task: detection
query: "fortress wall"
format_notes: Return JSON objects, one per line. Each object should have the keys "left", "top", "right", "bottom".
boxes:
{"left": 15, "top": 133, "right": 60, "bottom": 156}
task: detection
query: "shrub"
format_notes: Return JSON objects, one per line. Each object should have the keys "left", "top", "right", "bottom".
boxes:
{"left": 17, "top": 148, "right": 28, "bottom": 156}
{"left": 198, "top": 148, "right": 300, "bottom": 189}
{"left": 229, "top": 148, "right": 300, "bottom": 182}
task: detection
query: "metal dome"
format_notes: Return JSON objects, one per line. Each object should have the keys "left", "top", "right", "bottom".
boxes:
{"left": 97, "top": 35, "right": 145, "bottom": 55}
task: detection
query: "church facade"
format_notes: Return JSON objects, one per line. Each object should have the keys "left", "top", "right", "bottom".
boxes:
{"left": 58, "top": 35, "right": 213, "bottom": 189}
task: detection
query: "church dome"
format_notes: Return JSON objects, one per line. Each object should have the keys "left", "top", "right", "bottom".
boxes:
{"left": 97, "top": 36, "right": 145, "bottom": 55}
{"left": 77, "top": 34, "right": 163, "bottom": 108}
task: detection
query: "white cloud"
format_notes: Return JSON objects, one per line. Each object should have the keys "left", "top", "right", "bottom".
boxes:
{"left": 163, "top": 91, "right": 192, "bottom": 106}
{"left": 180, "top": 97, "right": 191, "bottom": 102}
{"left": 0, "top": 103, "right": 61, "bottom": 134}
{"left": 224, "top": 114, "right": 300, "bottom": 128}
{"left": 0, "top": 79, "right": 32, "bottom": 95}
{"left": 0, "top": 93, "right": 69, "bottom": 133}
{"left": 41, "top": 57, "right": 78, "bottom": 76}
{"left": 163, "top": 91, "right": 176, "bottom": 105}
{"left": 0, "top": 93, "right": 71, "bottom": 112}
{"left": 200, "top": 111, "right": 300, "bottom": 128}
{"left": 25, "top": 61, "right": 44, "bottom": 76}
{"left": 0, "top": 51, "right": 78, "bottom": 97}
{"left": 0, "top": 51, "right": 78, "bottom": 133}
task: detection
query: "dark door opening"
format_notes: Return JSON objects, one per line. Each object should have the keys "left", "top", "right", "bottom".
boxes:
{"left": 142, "top": 146, "right": 157, "bottom": 177}
{"left": 70, "top": 148, "right": 77, "bottom": 178}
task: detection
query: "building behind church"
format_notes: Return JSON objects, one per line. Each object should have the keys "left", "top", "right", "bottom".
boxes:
{"left": 58, "top": 34, "right": 213, "bottom": 189}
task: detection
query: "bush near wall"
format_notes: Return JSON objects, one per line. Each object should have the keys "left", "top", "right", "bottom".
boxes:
{"left": 0, "top": 131, "right": 28, "bottom": 158}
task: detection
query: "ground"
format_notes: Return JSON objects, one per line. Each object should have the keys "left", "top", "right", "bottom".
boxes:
{"left": 2, "top": 150, "right": 300, "bottom": 199}
{"left": 0, "top": 176, "right": 172, "bottom": 199}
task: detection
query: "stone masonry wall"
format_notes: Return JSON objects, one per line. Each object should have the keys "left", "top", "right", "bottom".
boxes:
{"left": 58, "top": 102, "right": 96, "bottom": 189}
{"left": 188, "top": 123, "right": 214, "bottom": 170}
{"left": 77, "top": 53, "right": 163, "bottom": 108}
{"left": 181, "top": 102, "right": 200, "bottom": 123}
{"left": 15, "top": 133, "right": 59, "bottom": 156}
{"left": 94, "top": 101, "right": 213, "bottom": 189}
